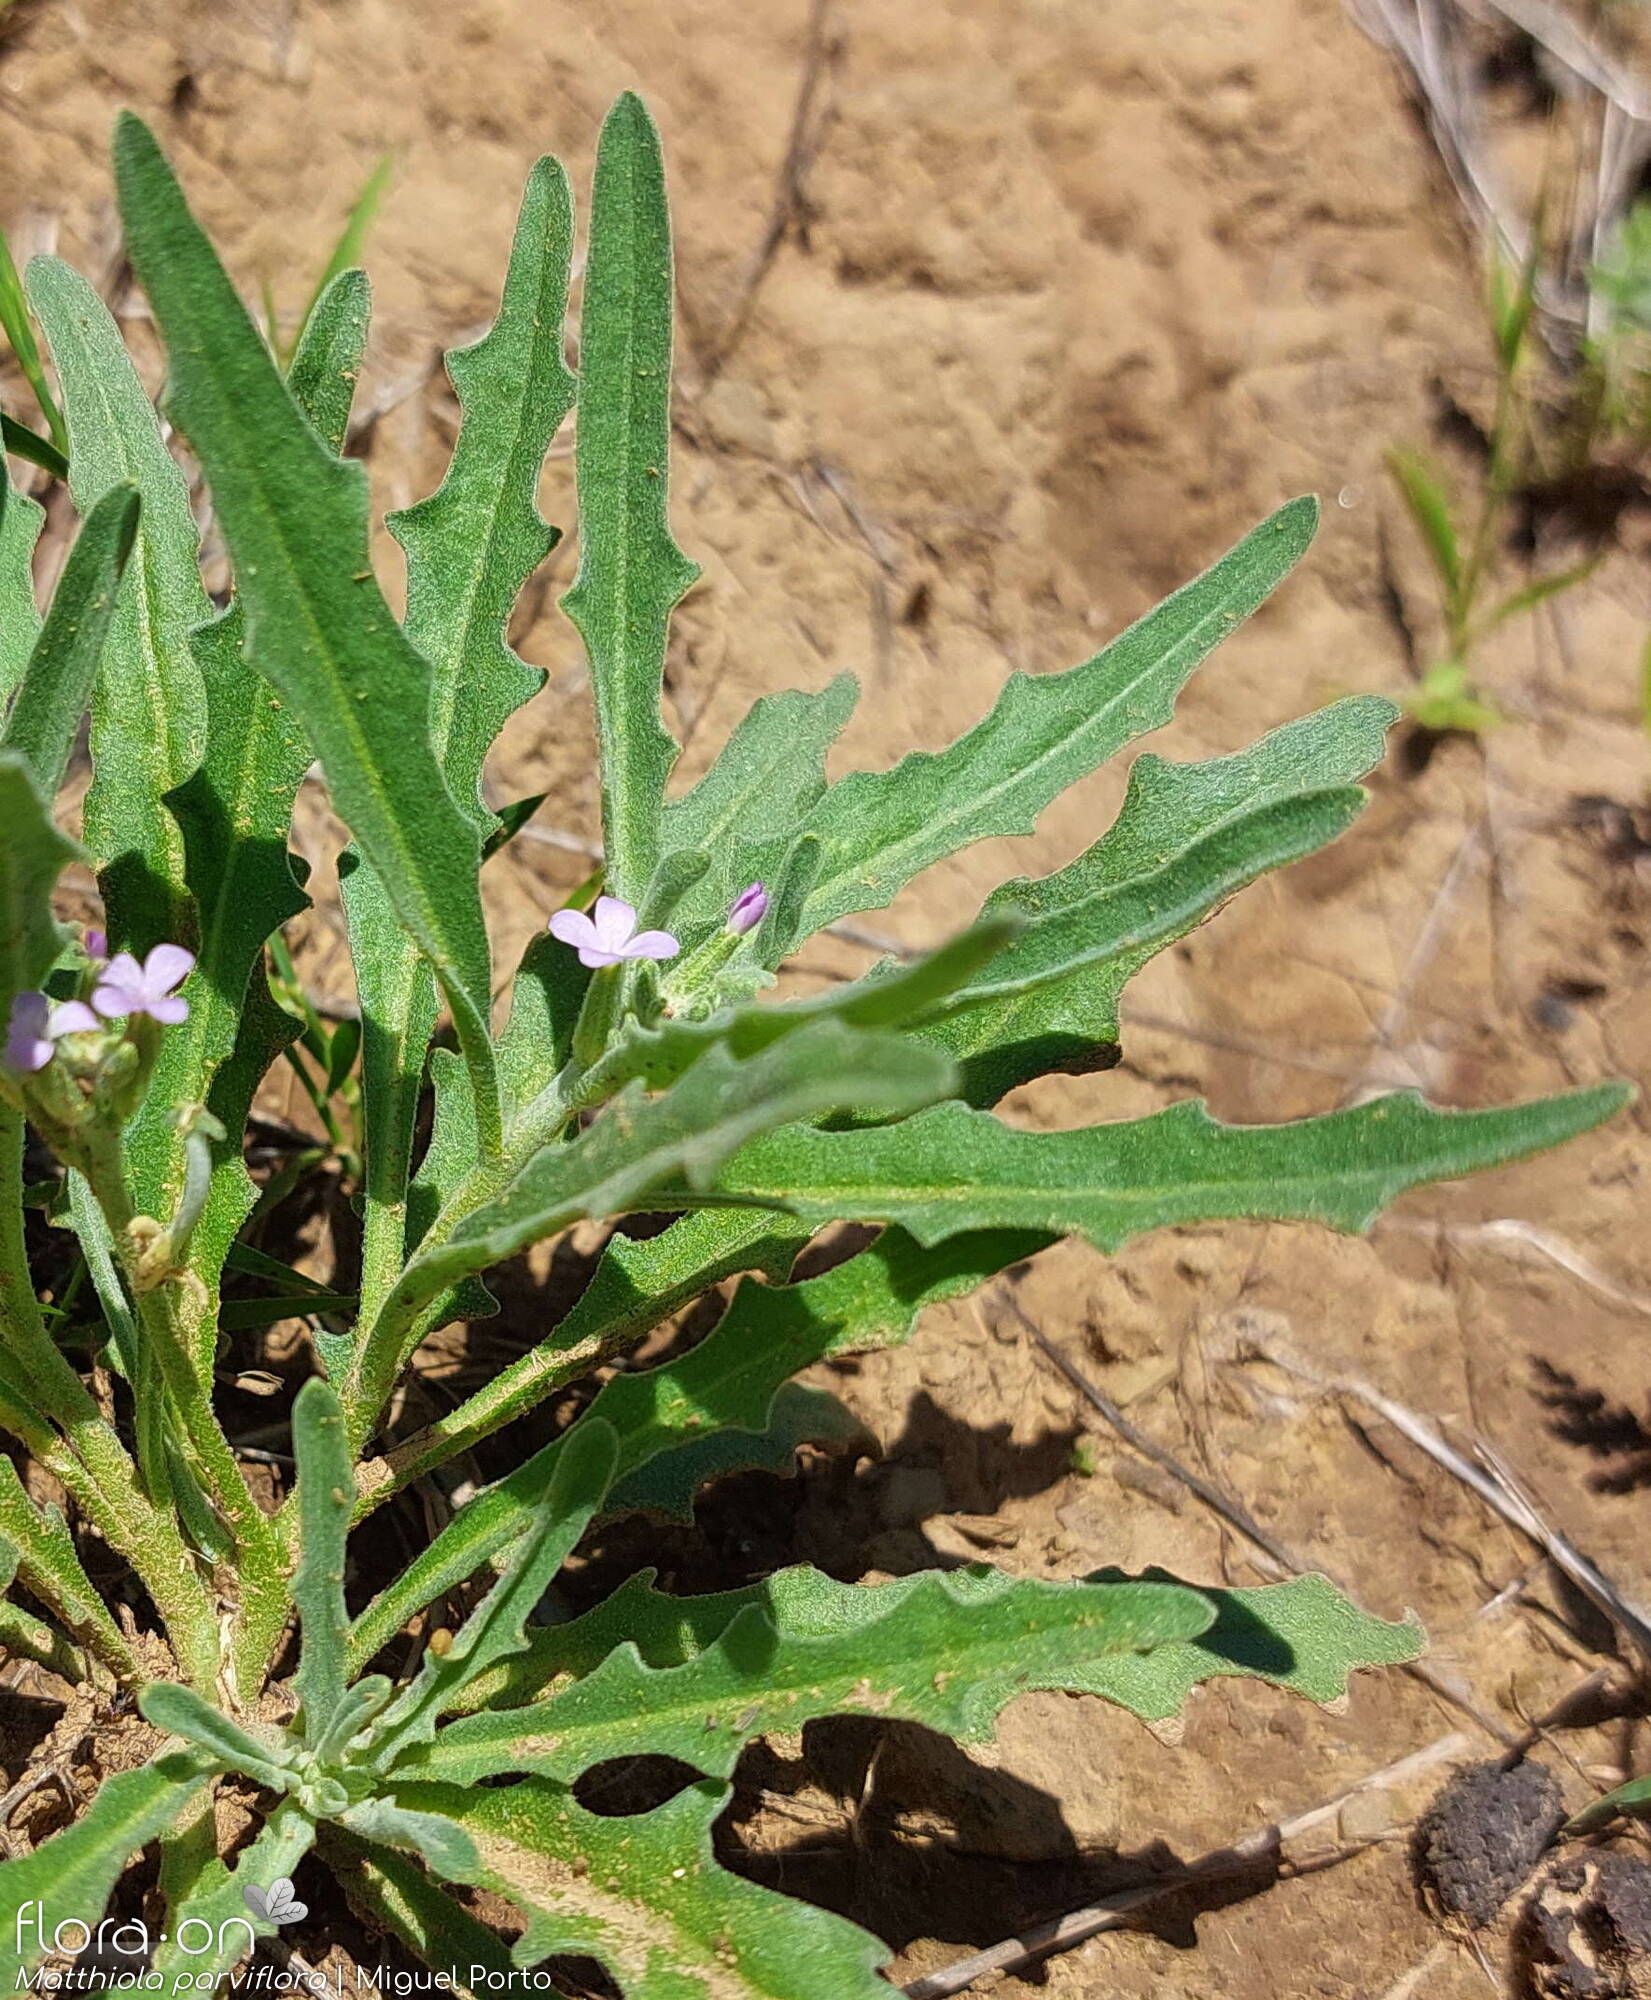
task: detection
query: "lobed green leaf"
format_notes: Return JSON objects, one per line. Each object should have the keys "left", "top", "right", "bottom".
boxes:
{"left": 659, "top": 672, "right": 858, "bottom": 934}
{"left": 27, "top": 254, "right": 210, "bottom": 950}
{"left": 686, "top": 1083, "right": 1632, "bottom": 1248}
{"left": 0, "top": 1753, "right": 211, "bottom": 1994}
{"left": 913, "top": 696, "right": 1397, "bottom": 1102}
{"left": 392, "top": 1569, "right": 1213, "bottom": 1784}
{"left": 1075, "top": 1571, "right": 1423, "bottom": 1717}
{"left": 351, "top": 1022, "right": 955, "bottom": 1432}
{"left": 111, "top": 114, "right": 501, "bottom": 1151}
{"left": 368, "top": 1776, "right": 899, "bottom": 2000}
{"left": 562, "top": 92, "right": 699, "bottom": 904}
{"left": 751, "top": 497, "right": 1320, "bottom": 950}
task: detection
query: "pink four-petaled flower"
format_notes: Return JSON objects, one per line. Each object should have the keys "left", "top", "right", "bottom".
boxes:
{"left": 548, "top": 896, "right": 679, "bottom": 970}
{"left": 92, "top": 944, "right": 196, "bottom": 1025}
{"left": 3, "top": 992, "right": 99, "bottom": 1074}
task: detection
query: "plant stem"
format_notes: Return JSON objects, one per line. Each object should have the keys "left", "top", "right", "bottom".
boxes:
{"left": 0, "top": 1109, "right": 220, "bottom": 1687}
{"left": 75, "top": 1121, "right": 286, "bottom": 1699}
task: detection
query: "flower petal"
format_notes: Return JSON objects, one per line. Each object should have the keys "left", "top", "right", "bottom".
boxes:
{"left": 146, "top": 994, "right": 190, "bottom": 1026}
{"left": 48, "top": 1001, "right": 99, "bottom": 1037}
{"left": 3, "top": 994, "right": 52, "bottom": 1073}
{"left": 591, "top": 896, "right": 639, "bottom": 951}
{"left": 92, "top": 954, "right": 146, "bottom": 1018}
{"left": 577, "top": 946, "right": 626, "bottom": 969}
{"left": 549, "top": 908, "right": 599, "bottom": 949}
{"left": 144, "top": 943, "right": 196, "bottom": 995}
{"left": 624, "top": 929, "right": 681, "bottom": 962}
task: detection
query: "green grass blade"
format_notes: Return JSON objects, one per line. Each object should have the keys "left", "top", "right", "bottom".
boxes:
{"left": 1, "top": 483, "right": 139, "bottom": 797}
{"left": 27, "top": 254, "right": 211, "bottom": 951}
{"left": 764, "top": 498, "right": 1320, "bottom": 948}
{"left": 0, "top": 225, "right": 64, "bottom": 451}
{"left": 1386, "top": 447, "right": 1464, "bottom": 616}
{"left": 0, "top": 452, "right": 44, "bottom": 699}
{"left": 0, "top": 412, "right": 67, "bottom": 479}
{"left": 562, "top": 93, "right": 699, "bottom": 904}
{"left": 112, "top": 113, "right": 501, "bottom": 1152}
{"left": 689, "top": 1082, "right": 1633, "bottom": 1247}
{"left": 290, "top": 150, "right": 393, "bottom": 361}
{"left": 291, "top": 1379, "right": 353, "bottom": 1741}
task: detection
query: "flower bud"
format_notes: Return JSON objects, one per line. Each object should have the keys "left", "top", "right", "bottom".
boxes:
{"left": 727, "top": 882, "right": 768, "bottom": 936}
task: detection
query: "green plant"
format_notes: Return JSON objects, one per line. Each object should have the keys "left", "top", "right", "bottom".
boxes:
{"left": 1387, "top": 252, "right": 1596, "bottom": 733}
{"left": 0, "top": 99, "right": 1629, "bottom": 1998}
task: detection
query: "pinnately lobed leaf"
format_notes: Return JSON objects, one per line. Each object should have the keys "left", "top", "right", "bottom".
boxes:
{"left": 747, "top": 496, "right": 1320, "bottom": 953}
{"left": 26, "top": 254, "right": 210, "bottom": 951}
{"left": 562, "top": 92, "right": 699, "bottom": 906}
{"left": 134, "top": 271, "right": 369, "bottom": 1240}
{"left": 390, "top": 1571, "right": 1215, "bottom": 1784}
{"left": 0, "top": 1754, "right": 212, "bottom": 1995}
{"left": 681, "top": 1082, "right": 1632, "bottom": 1248}
{"left": 913, "top": 694, "right": 1398, "bottom": 1103}
{"left": 349, "top": 154, "right": 576, "bottom": 1325}
{"left": 110, "top": 113, "right": 503, "bottom": 1154}
{"left": 358, "top": 1777, "right": 896, "bottom": 2000}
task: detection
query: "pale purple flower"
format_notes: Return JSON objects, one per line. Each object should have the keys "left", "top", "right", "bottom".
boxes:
{"left": 3, "top": 993, "right": 99, "bottom": 1073}
{"left": 83, "top": 928, "right": 108, "bottom": 965}
{"left": 548, "top": 896, "right": 679, "bottom": 970}
{"left": 92, "top": 943, "right": 195, "bottom": 1025}
{"left": 727, "top": 882, "right": 768, "bottom": 936}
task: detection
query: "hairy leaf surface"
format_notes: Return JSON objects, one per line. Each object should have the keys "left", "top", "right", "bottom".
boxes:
{"left": 0, "top": 753, "right": 80, "bottom": 1019}
{"left": 659, "top": 673, "right": 858, "bottom": 931}
{"left": 365, "top": 1778, "right": 895, "bottom": 2000}
{"left": 1076, "top": 1571, "right": 1423, "bottom": 1717}
{"left": 0, "top": 485, "right": 138, "bottom": 797}
{"left": 27, "top": 254, "right": 209, "bottom": 949}
{"left": 394, "top": 1571, "right": 1213, "bottom": 1782}
{"left": 562, "top": 93, "right": 698, "bottom": 903}
{"left": 686, "top": 1084, "right": 1631, "bottom": 1247}
{"left": 112, "top": 115, "right": 501, "bottom": 1149}
{"left": 0, "top": 455, "right": 44, "bottom": 698}
{"left": 753, "top": 498, "right": 1319, "bottom": 948}
{"left": 351, "top": 159, "right": 575, "bottom": 1321}
{"left": 914, "top": 696, "right": 1396, "bottom": 1101}
{"left": 0, "top": 1754, "right": 210, "bottom": 1993}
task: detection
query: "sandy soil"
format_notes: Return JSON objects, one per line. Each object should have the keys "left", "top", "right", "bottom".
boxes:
{"left": 3, "top": 0, "right": 1651, "bottom": 1994}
